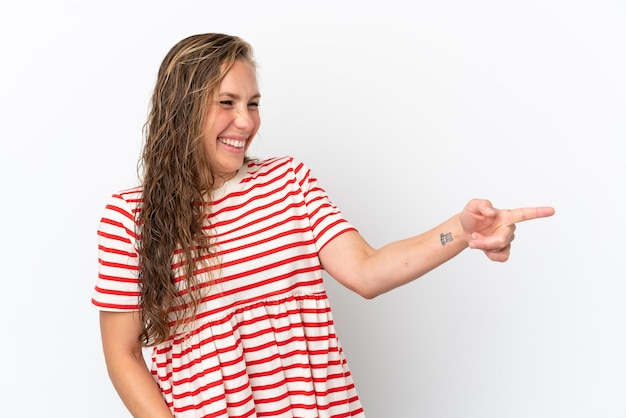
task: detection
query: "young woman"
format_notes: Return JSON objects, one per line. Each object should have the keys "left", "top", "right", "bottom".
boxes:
{"left": 92, "top": 33, "right": 554, "bottom": 418}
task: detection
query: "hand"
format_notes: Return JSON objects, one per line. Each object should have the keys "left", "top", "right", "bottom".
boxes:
{"left": 460, "top": 199, "right": 555, "bottom": 262}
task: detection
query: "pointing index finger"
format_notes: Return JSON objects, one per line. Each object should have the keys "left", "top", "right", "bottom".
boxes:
{"left": 509, "top": 206, "right": 556, "bottom": 224}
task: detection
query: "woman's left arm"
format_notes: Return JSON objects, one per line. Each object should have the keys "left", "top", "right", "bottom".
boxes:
{"left": 318, "top": 199, "right": 555, "bottom": 299}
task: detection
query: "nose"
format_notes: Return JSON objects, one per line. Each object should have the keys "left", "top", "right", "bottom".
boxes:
{"left": 234, "top": 106, "right": 255, "bottom": 131}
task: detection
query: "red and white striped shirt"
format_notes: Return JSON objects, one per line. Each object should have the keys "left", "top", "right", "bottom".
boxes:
{"left": 92, "top": 156, "right": 365, "bottom": 417}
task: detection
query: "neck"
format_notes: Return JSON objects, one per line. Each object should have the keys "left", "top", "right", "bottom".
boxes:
{"left": 211, "top": 169, "right": 238, "bottom": 189}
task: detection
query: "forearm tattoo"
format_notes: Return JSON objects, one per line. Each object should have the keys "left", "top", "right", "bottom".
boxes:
{"left": 440, "top": 232, "right": 453, "bottom": 246}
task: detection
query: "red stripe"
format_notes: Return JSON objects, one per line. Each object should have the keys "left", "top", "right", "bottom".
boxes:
{"left": 167, "top": 293, "right": 330, "bottom": 343}
{"left": 98, "top": 244, "right": 136, "bottom": 257}
{"left": 210, "top": 170, "right": 295, "bottom": 217}
{"left": 91, "top": 299, "right": 138, "bottom": 310}
{"left": 97, "top": 273, "right": 137, "bottom": 284}
{"left": 172, "top": 275, "right": 323, "bottom": 322}
{"left": 97, "top": 230, "right": 132, "bottom": 244}
{"left": 98, "top": 258, "right": 139, "bottom": 271}
{"left": 104, "top": 202, "right": 135, "bottom": 222}
{"left": 210, "top": 207, "right": 308, "bottom": 243}
{"left": 94, "top": 286, "right": 139, "bottom": 297}
{"left": 99, "top": 216, "right": 136, "bottom": 238}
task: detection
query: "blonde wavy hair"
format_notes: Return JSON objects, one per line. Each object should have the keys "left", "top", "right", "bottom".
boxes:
{"left": 137, "top": 33, "right": 256, "bottom": 346}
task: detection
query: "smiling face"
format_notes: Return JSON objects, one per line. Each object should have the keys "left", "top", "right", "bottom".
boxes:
{"left": 203, "top": 59, "right": 261, "bottom": 182}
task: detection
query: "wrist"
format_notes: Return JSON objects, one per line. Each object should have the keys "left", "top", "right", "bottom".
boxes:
{"left": 457, "top": 213, "right": 471, "bottom": 248}
{"left": 439, "top": 214, "right": 469, "bottom": 250}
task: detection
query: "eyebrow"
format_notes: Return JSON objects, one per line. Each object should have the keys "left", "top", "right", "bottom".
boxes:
{"left": 219, "top": 92, "right": 262, "bottom": 100}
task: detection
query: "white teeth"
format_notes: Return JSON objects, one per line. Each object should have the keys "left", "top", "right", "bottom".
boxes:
{"left": 218, "top": 137, "right": 245, "bottom": 148}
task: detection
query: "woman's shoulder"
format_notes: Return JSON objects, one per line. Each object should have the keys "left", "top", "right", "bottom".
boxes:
{"left": 109, "top": 185, "right": 143, "bottom": 203}
{"left": 101, "top": 185, "right": 143, "bottom": 215}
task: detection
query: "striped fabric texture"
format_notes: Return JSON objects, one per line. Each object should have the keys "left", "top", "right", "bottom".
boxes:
{"left": 92, "top": 156, "right": 365, "bottom": 417}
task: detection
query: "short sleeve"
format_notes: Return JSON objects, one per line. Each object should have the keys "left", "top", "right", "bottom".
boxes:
{"left": 291, "top": 158, "right": 357, "bottom": 251}
{"left": 91, "top": 191, "right": 141, "bottom": 311}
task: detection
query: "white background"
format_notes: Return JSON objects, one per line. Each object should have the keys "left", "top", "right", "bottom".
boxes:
{"left": 1, "top": 1, "right": 624, "bottom": 417}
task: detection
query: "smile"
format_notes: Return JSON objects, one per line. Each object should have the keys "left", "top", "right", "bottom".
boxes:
{"left": 218, "top": 137, "right": 246, "bottom": 148}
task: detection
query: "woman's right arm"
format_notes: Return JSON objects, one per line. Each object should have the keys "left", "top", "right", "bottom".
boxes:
{"left": 99, "top": 311, "right": 174, "bottom": 418}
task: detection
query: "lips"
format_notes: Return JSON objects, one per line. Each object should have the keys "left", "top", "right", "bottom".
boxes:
{"left": 218, "top": 137, "right": 246, "bottom": 149}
